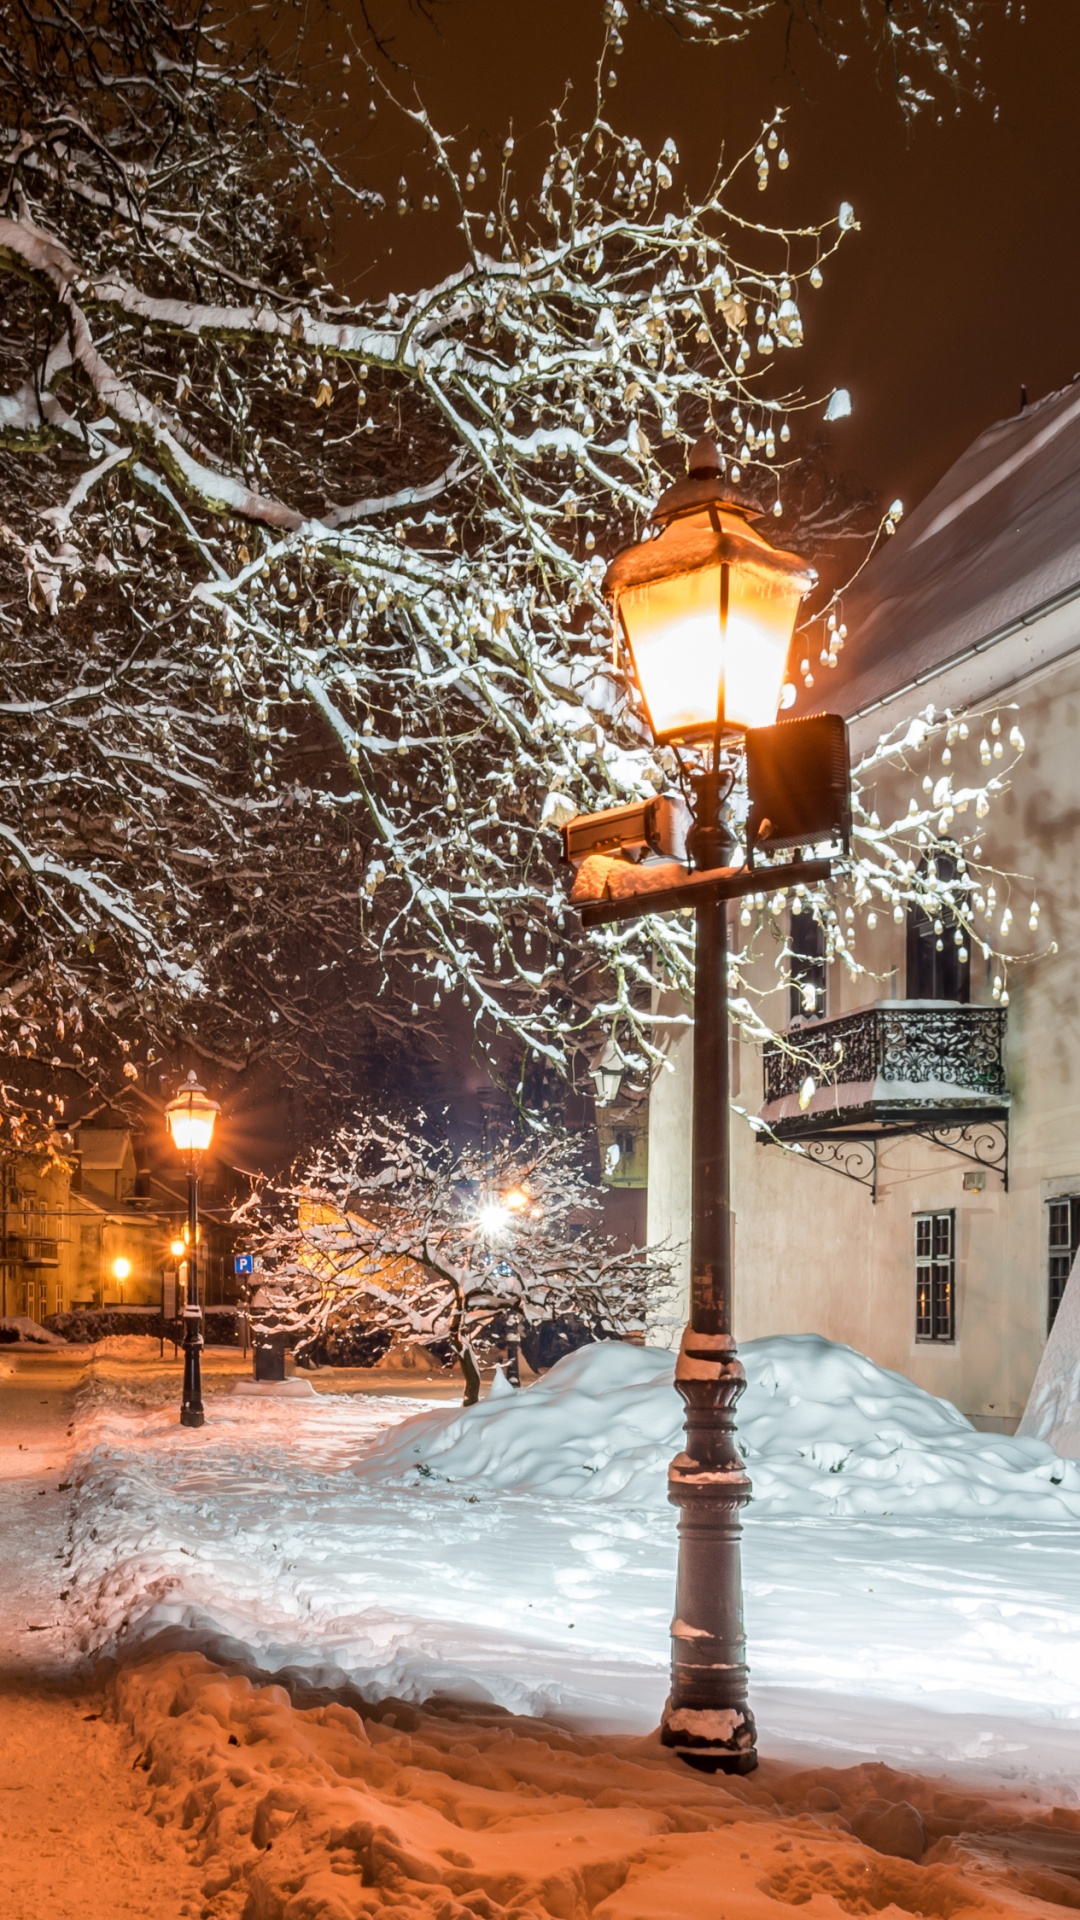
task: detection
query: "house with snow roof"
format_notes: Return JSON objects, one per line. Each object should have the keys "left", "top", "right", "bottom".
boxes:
{"left": 648, "top": 380, "right": 1080, "bottom": 1432}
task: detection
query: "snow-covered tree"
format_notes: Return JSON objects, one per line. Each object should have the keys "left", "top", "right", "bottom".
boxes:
{"left": 0, "top": 0, "right": 1030, "bottom": 1146}
{"left": 236, "top": 1115, "right": 672, "bottom": 1403}
{"left": 640, "top": 0, "right": 991, "bottom": 118}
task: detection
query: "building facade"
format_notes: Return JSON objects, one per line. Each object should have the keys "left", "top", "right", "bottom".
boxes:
{"left": 648, "top": 382, "right": 1080, "bottom": 1431}
{"left": 0, "top": 1125, "right": 238, "bottom": 1321}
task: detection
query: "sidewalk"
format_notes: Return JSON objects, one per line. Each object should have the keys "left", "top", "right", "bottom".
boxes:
{"left": 0, "top": 1345, "right": 204, "bottom": 1920}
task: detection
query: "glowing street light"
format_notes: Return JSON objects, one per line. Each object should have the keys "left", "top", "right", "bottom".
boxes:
{"left": 164, "top": 1071, "right": 220, "bottom": 1430}
{"left": 164, "top": 1075, "right": 221, "bottom": 1154}
{"left": 601, "top": 437, "right": 817, "bottom": 1778}
{"left": 112, "top": 1257, "right": 131, "bottom": 1282}
{"left": 477, "top": 1202, "right": 510, "bottom": 1236}
{"left": 605, "top": 437, "right": 813, "bottom": 745}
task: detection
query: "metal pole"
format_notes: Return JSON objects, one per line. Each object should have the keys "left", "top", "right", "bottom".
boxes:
{"left": 180, "top": 1155, "right": 205, "bottom": 1428}
{"left": 661, "top": 767, "right": 757, "bottom": 1774}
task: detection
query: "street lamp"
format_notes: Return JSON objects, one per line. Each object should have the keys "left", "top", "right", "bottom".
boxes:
{"left": 604, "top": 437, "right": 814, "bottom": 1775}
{"left": 164, "top": 1071, "right": 220, "bottom": 1429}
{"left": 590, "top": 1034, "right": 625, "bottom": 1109}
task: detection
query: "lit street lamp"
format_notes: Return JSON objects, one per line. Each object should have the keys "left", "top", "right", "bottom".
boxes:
{"left": 164, "top": 1071, "right": 220, "bottom": 1428}
{"left": 598, "top": 437, "right": 843, "bottom": 1774}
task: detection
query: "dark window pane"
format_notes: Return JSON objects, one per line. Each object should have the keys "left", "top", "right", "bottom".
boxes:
{"left": 906, "top": 853, "right": 971, "bottom": 1002}
{"left": 789, "top": 910, "right": 827, "bottom": 1023}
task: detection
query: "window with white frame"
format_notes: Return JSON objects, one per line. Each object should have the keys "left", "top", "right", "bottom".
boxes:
{"left": 1047, "top": 1197, "right": 1080, "bottom": 1333}
{"left": 915, "top": 1211, "right": 955, "bottom": 1342}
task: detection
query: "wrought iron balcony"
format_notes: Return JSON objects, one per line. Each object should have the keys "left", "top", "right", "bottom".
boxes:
{"left": 757, "top": 1003, "right": 1010, "bottom": 1198}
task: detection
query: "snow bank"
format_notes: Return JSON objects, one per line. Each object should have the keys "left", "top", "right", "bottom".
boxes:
{"left": 363, "top": 1333, "right": 1080, "bottom": 1521}
{"left": 0, "top": 1314, "right": 65, "bottom": 1345}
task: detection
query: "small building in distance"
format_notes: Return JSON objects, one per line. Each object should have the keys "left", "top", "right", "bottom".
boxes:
{"left": 0, "top": 1125, "right": 239, "bottom": 1322}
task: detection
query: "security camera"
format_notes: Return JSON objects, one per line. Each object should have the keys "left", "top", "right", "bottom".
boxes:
{"left": 561, "top": 793, "right": 691, "bottom": 870}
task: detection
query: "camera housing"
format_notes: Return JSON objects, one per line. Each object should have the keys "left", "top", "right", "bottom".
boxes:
{"left": 561, "top": 793, "right": 692, "bottom": 870}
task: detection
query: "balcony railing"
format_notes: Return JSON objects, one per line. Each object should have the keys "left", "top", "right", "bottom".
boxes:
{"left": 761, "top": 1002, "right": 1007, "bottom": 1128}
{"left": 6, "top": 1234, "right": 60, "bottom": 1266}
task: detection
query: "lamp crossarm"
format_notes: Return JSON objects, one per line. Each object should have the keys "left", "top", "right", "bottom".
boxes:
{"left": 576, "top": 856, "right": 834, "bottom": 930}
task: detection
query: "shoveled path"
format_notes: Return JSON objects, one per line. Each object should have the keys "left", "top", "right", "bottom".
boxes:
{"left": 0, "top": 1344, "right": 204, "bottom": 1920}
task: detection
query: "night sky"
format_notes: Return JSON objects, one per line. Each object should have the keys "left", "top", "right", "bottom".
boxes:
{"left": 318, "top": 0, "right": 1080, "bottom": 518}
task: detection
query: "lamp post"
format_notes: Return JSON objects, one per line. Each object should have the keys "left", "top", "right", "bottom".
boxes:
{"left": 164, "top": 1071, "right": 220, "bottom": 1429}
{"left": 603, "top": 438, "right": 814, "bottom": 1774}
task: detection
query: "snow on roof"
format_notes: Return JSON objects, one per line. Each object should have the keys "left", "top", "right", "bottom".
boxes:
{"left": 806, "top": 381, "right": 1080, "bottom": 720}
{"left": 76, "top": 1127, "right": 135, "bottom": 1170}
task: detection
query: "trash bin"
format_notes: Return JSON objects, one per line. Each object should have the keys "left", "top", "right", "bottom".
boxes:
{"left": 253, "top": 1330, "right": 287, "bottom": 1381}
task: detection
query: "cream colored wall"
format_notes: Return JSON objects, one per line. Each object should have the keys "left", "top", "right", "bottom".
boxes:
{"left": 647, "top": 628, "right": 1080, "bottom": 1425}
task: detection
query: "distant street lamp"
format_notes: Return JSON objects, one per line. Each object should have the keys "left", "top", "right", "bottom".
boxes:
{"left": 164, "top": 1071, "right": 220, "bottom": 1429}
{"left": 590, "top": 1035, "right": 625, "bottom": 1109}
{"left": 603, "top": 437, "right": 819, "bottom": 1775}
{"left": 112, "top": 1255, "right": 131, "bottom": 1304}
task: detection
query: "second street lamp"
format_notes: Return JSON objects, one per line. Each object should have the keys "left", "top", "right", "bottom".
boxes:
{"left": 601, "top": 438, "right": 823, "bottom": 1774}
{"left": 164, "top": 1071, "right": 220, "bottom": 1429}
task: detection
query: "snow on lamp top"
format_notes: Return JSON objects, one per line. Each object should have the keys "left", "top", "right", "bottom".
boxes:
{"left": 604, "top": 437, "right": 815, "bottom": 743}
{"left": 165, "top": 1071, "right": 220, "bottom": 1154}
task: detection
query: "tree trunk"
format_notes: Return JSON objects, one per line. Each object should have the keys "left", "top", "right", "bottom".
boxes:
{"left": 458, "top": 1338, "right": 482, "bottom": 1407}
{"left": 448, "top": 1296, "right": 482, "bottom": 1406}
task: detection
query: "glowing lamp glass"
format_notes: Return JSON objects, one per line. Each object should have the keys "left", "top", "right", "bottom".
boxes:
{"left": 610, "top": 508, "right": 812, "bottom": 743}
{"left": 165, "top": 1077, "right": 219, "bottom": 1154}
{"left": 112, "top": 1257, "right": 131, "bottom": 1281}
{"left": 170, "top": 1238, "right": 186, "bottom": 1260}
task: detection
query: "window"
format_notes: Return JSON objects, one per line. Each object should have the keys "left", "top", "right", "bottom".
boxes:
{"left": 906, "top": 853, "right": 970, "bottom": 1002}
{"left": 915, "top": 1211, "right": 955, "bottom": 1342}
{"left": 789, "top": 908, "right": 826, "bottom": 1022}
{"left": 1048, "top": 1198, "right": 1080, "bottom": 1332}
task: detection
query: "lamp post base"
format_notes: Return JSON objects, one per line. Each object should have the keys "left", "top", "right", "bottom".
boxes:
{"left": 180, "top": 1301, "right": 205, "bottom": 1430}
{"left": 662, "top": 1327, "right": 758, "bottom": 1775}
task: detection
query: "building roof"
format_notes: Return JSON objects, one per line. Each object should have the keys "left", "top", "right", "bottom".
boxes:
{"left": 805, "top": 381, "right": 1080, "bottom": 722}
{"left": 76, "top": 1128, "right": 135, "bottom": 1171}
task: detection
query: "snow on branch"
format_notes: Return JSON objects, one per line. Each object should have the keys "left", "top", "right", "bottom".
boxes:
{"left": 237, "top": 1113, "right": 676, "bottom": 1404}
{"left": 0, "top": 0, "right": 1033, "bottom": 1146}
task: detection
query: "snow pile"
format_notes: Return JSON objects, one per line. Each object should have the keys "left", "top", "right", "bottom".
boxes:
{"left": 0, "top": 1314, "right": 65, "bottom": 1345}
{"left": 364, "top": 1333, "right": 1080, "bottom": 1521}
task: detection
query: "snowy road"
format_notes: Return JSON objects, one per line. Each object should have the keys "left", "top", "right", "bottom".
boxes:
{"left": 64, "top": 1343, "right": 1080, "bottom": 1791}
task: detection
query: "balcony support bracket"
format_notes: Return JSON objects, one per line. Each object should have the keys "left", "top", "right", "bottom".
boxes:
{"left": 757, "top": 1114, "right": 1008, "bottom": 1202}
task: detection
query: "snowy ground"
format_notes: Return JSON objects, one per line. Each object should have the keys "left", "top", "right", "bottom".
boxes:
{"left": 7, "top": 1337, "right": 1080, "bottom": 1919}
{"left": 61, "top": 1336, "right": 1080, "bottom": 1791}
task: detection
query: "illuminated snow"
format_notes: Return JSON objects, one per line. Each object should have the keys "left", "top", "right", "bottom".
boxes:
{"left": 56, "top": 1336, "right": 1080, "bottom": 1786}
